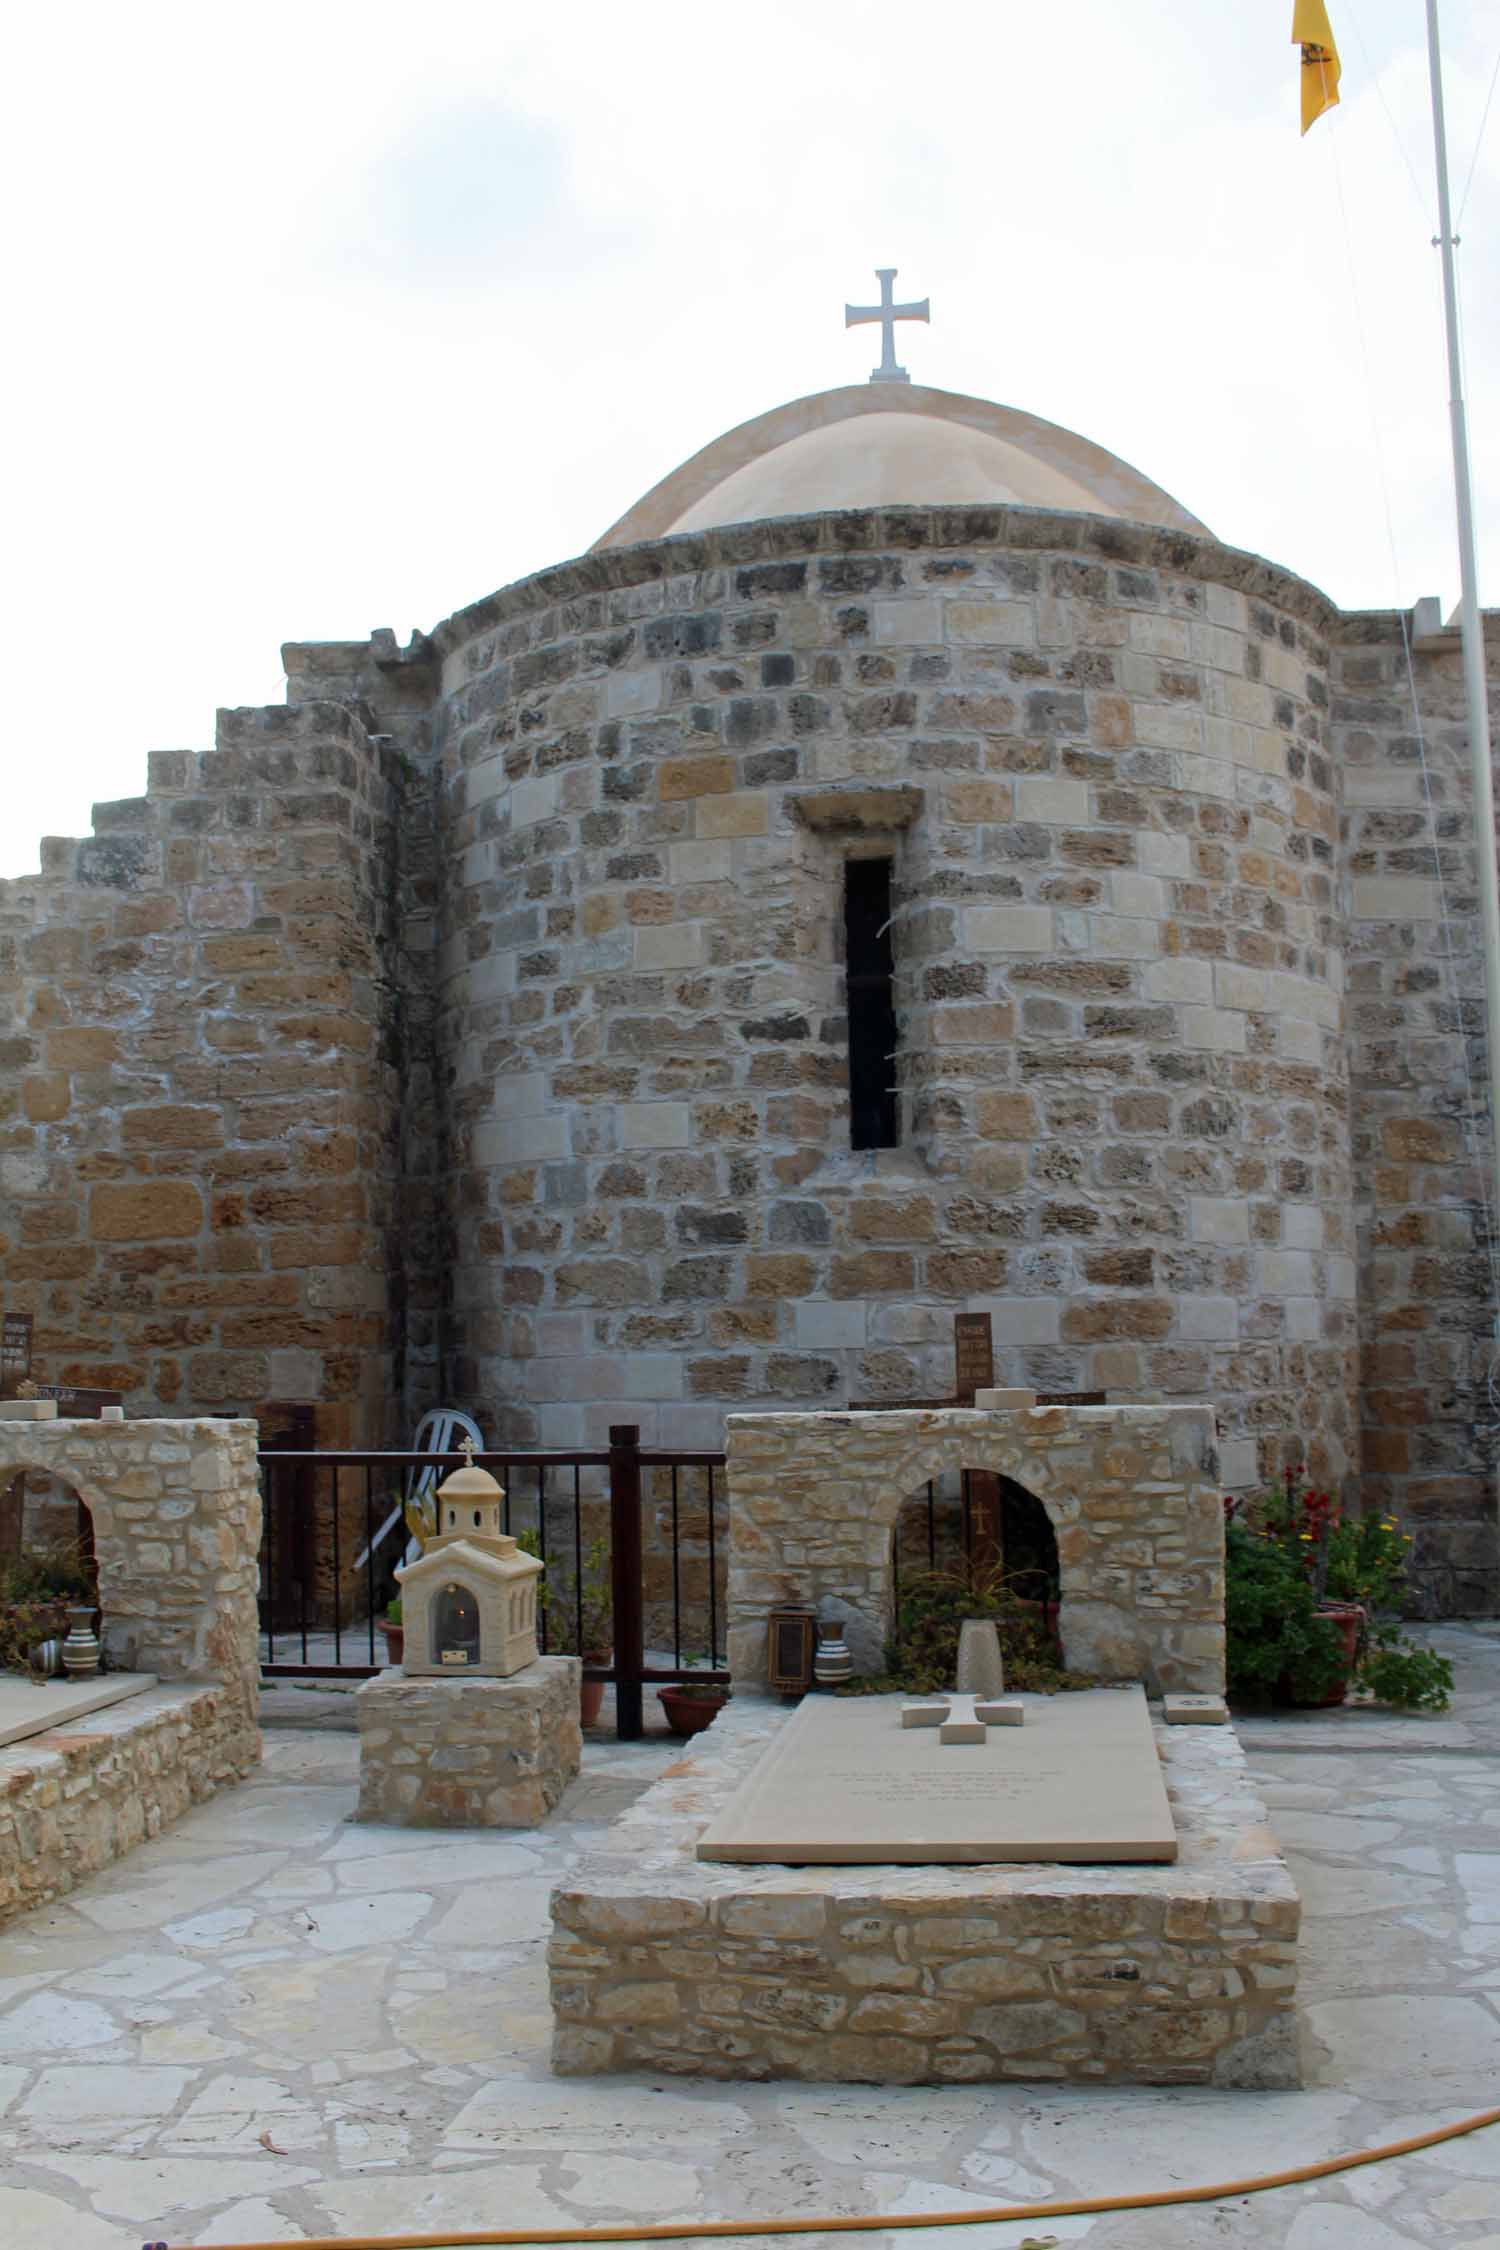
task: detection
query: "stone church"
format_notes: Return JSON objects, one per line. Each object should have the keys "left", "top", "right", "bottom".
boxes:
{"left": 3, "top": 298, "right": 1497, "bottom": 1612}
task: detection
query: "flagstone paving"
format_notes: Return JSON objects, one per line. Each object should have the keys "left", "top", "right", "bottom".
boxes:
{"left": 2, "top": 1628, "right": 1499, "bottom": 2250}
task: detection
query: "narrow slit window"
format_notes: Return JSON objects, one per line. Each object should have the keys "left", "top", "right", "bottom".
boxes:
{"left": 844, "top": 856, "right": 899, "bottom": 1149}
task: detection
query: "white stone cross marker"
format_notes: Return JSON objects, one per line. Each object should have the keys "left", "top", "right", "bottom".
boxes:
{"left": 901, "top": 1693, "right": 1024, "bottom": 1742}
{"left": 844, "top": 267, "right": 930, "bottom": 385}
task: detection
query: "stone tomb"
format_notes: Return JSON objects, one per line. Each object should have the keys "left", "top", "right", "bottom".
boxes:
{"left": 696, "top": 1689, "right": 1176, "bottom": 1865}
{"left": 550, "top": 1693, "right": 1301, "bottom": 2088}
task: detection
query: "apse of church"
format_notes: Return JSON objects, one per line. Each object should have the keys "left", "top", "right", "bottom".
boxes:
{"left": 1, "top": 285, "right": 1496, "bottom": 1613}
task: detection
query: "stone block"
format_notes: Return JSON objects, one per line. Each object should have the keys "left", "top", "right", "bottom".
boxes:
{"left": 89, "top": 1181, "right": 204, "bottom": 1242}
{"left": 355, "top": 1658, "right": 581, "bottom": 1828}
{"left": 965, "top": 906, "right": 1054, "bottom": 952}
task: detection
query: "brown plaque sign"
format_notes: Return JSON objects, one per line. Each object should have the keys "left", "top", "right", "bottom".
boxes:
{"left": 952, "top": 1312, "right": 994, "bottom": 1404}
{"left": 1, "top": 1312, "right": 33, "bottom": 1397}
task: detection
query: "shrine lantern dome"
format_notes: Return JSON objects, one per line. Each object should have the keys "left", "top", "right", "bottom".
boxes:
{"left": 395, "top": 1449, "right": 544, "bottom": 1679}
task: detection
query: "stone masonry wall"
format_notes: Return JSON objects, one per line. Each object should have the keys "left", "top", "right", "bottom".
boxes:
{"left": 0, "top": 1416, "right": 263, "bottom": 1734}
{"left": 432, "top": 508, "right": 1354, "bottom": 1502}
{"left": 1338, "top": 614, "right": 1500, "bottom": 1612}
{"left": 0, "top": 702, "right": 403, "bottom": 1444}
{"left": 724, "top": 1403, "right": 1223, "bottom": 1693}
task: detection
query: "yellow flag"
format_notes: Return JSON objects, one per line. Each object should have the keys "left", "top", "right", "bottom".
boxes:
{"left": 1293, "top": 0, "right": 1342, "bottom": 134}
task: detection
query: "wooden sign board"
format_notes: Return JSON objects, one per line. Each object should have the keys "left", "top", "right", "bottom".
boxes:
{"left": 1, "top": 1312, "right": 33, "bottom": 1397}
{"left": 952, "top": 1312, "right": 994, "bottom": 1405}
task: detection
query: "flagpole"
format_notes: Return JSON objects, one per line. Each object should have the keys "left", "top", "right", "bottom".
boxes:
{"left": 1424, "top": 0, "right": 1500, "bottom": 1277}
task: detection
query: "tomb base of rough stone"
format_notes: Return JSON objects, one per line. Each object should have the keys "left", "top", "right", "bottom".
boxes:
{"left": 0, "top": 1684, "right": 260, "bottom": 1929}
{"left": 549, "top": 1694, "right": 1301, "bottom": 2088}
{"left": 356, "top": 1658, "right": 580, "bottom": 1828}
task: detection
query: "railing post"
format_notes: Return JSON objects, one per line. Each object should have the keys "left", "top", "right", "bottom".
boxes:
{"left": 608, "top": 1423, "right": 645, "bottom": 1741}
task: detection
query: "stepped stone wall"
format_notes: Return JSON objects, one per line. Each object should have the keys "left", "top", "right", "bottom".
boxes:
{"left": 0, "top": 703, "right": 404, "bottom": 1444}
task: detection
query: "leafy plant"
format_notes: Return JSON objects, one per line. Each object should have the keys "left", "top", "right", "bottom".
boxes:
{"left": 0, "top": 1544, "right": 97, "bottom": 1674}
{"left": 1224, "top": 1523, "right": 1345, "bottom": 1705}
{"left": 1324, "top": 1512, "right": 1413, "bottom": 1611}
{"left": 520, "top": 1533, "right": 613, "bottom": 1658}
{"left": 1355, "top": 1623, "right": 1454, "bottom": 1713}
{"left": 842, "top": 1562, "right": 1091, "bottom": 1697}
{"left": 1225, "top": 1490, "right": 1451, "bottom": 1712}
{"left": 383, "top": 1597, "right": 402, "bottom": 1626}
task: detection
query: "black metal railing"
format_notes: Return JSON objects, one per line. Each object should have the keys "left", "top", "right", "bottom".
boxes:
{"left": 256, "top": 1425, "right": 727, "bottom": 1739}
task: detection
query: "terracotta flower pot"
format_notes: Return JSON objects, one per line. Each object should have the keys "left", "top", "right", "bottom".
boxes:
{"left": 378, "top": 1620, "right": 404, "bottom": 1667}
{"left": 658, "top": 1682, "right": 730, "bottom": 1738}
{"left": 580, "top": 1653, "right": 611, "bottom": 1728}
{"left": 1283, "top": 1602, "right": 1364, "bottom": 1708}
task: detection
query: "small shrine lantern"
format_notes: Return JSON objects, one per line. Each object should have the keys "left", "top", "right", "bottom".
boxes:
{"left": 766, "top": 1604, "right": 816, "bottom": 1696}
{"left": 395, "top": 1443, "right": 543, "bottom": 1678}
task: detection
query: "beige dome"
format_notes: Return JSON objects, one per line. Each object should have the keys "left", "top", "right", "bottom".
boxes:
{"left": 594, "top": 382, "right": 1208, "bottom": 548}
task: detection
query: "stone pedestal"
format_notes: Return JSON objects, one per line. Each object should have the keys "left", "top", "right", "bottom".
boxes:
{"left": 355, "top": 1657, "right": 581, "bottom": 1828}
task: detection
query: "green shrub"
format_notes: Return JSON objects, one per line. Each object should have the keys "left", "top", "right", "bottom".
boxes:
{"left": 1224, "top": 1523, "right": 1345, "bottom": 1705}
{"left": 842, "top": 1562, "right": 1091, "bottom": 1697}
{"left": 1356, "top": 1624, "right": 1454, "bottom": 1713}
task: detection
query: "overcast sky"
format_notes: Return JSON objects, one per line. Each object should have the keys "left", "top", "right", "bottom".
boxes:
{"left": 3, "top": 0, "right": 1497, "bottom": 875}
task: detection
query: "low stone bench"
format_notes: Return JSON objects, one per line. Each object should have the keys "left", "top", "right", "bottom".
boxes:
{"left": 548, "top": 1692, "right": 1300, "bottom": 2088}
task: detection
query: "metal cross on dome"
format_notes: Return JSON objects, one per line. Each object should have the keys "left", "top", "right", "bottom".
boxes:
{"left": 844, "top": 267, "right": 930, "bottom": 385}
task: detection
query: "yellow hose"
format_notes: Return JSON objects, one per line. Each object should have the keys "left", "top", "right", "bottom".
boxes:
{"left": 172, "top": 2098, "right": 1500, "bottom": 2250}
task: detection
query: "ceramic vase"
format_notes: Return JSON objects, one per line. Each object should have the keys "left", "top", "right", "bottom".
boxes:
{"left": 62, "top": 1606, "right": 102, "bottom": 1679}
{"left": 955, "top": 1617, "right": 1005, "bottom": 1699}
{"left": 812, "top": 1618, "right": 854, "bottom": 1688}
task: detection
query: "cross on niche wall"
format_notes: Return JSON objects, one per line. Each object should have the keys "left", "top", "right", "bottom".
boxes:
{"left": 902, "top": 1692, "right": 1024, "bottom": 1742}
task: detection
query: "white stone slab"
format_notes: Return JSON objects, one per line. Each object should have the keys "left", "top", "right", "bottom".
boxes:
{"left": 0, "top": 1397, "right": 57, "bottom": 1420}
{"left": 1163, "top": 1693, "right": 1230, "bottom": 1725}
{"left": 696, "top": 1687, "right": 1177, "bottom": 1864}
{"left": 0, "top": 1672, "right": 156, "bottom": 1748}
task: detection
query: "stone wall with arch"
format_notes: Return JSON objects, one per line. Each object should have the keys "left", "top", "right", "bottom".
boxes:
{"left": 0, "top": 1415, "right": 262, "bottom": 1731}
{"left": 724, "top": 1402, "right": 1223, "bottom": 1694}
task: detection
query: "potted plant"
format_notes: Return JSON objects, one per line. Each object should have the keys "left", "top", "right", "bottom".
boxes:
{"left": 378, "top": 1597, "right": 404, "bottom": 1666}
{"left": 530, "top": 1536, "right": 613, "bottom": 1726}
{"left": 0, "top": 1545, "right": 98, "bottom": 1678}
{"left": 658, "top": 1668, "right": 731, "bottom": 1738}
{"left": 1225, "top": 1471, "right": 1453, "bottom": 1712}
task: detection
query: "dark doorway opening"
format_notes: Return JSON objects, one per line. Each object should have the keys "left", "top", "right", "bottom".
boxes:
{"left": 844, "top": 856, "right": 899, "bottom": 1149}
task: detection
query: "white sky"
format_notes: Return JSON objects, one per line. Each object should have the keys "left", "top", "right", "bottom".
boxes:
{"left": 3, "top": 0, "right": 1497, "bottom": 875}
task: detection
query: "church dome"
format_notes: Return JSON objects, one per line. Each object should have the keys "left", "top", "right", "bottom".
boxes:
{"left": 593, "top": 382, "right": 1209, "bottom": 549}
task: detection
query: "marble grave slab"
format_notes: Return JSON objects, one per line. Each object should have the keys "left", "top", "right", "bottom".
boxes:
{"left": 695, "top": 1685, "right": 1177, "bottom": 1864}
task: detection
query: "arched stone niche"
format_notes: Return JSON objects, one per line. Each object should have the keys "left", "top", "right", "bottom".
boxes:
{"left": 0, "top": 1417, "right": 261, "bottom": 1725}
{"left": 724, "top": 1403, "right": 1223, "bottom": 1695}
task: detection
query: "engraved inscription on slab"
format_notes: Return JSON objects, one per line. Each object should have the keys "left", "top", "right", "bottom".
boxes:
{"left": 696, "top": 1687, "right": 1177, "bottom": 1865}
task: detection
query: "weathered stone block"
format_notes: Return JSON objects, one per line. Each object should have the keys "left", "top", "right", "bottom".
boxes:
{"left": 355, "top": 1658, "right": 580, "bottom": 1828}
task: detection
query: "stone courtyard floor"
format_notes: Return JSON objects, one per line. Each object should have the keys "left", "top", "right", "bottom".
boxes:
{"left": 3, "top": 1630, "right": 1500, "bottom": 2250}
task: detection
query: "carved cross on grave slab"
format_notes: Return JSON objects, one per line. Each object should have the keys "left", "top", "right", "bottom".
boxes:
{"left": 902, "top": 1692, "right": 1024, "bottom": 1741}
